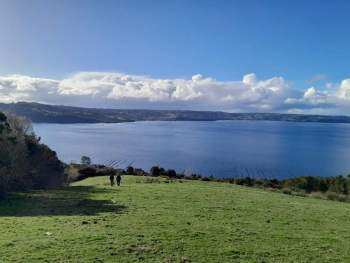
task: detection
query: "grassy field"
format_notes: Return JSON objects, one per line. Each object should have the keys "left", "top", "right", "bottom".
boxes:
{"left": 1, "top": 176, "right": 350, "bottom": 262}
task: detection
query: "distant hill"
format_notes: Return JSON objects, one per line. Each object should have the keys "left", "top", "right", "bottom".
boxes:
{"left": 1, "top": 101, "right": 350, "bottom": 124}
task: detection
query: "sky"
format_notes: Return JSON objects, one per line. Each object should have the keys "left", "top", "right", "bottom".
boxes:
{"left": 1, "top": 0, "right": 350, "bottom": 114}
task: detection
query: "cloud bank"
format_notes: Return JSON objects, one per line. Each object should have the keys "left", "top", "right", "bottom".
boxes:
{"left": 0, "top": 71, "right": 350, "bottom": 114}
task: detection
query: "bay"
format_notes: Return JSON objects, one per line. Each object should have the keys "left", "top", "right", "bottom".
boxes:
{"left": 33, "top": 120, "right": 350, "bottom": 179}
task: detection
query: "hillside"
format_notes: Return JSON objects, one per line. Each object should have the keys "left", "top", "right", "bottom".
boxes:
{"left": 0, "top": 112, "right": 64, "bottom": 197}
{"left": 2, "top": 101, "right": 350, "bottom": 124}
{"left": 1, "top": 176, "right": 350, "bottom": 262}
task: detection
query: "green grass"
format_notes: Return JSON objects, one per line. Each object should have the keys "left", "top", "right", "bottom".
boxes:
{"left": 1, "top": 176, "right": 350, "bottom": 262}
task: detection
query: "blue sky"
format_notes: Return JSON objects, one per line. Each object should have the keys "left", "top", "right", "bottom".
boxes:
{"left": 1, "top": 0, "right": 350, "bottom": 113}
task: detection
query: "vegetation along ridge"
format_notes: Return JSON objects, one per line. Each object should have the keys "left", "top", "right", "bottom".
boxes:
{"left": 2, "top": 101, "right": 350, "bottom": 124}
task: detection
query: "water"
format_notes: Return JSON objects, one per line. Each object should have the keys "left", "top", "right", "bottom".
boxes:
{"left": 33, "top": 120, "right": 350, "bottom": 179}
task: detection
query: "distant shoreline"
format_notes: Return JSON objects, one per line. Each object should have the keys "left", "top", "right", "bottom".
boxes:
{"left": 31, "top": 118, "right": 350, "bottom": 125}
{"left": 2, "top": 101, "right": 350, "bottom": 124}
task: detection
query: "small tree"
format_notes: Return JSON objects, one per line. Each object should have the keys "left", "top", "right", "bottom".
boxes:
{"left": 81, "top": 156, "right": 91, "bottom": 165}
{"left": 126, "top": 166, "right": 135, "bottom": 175}
{"left": 150, "top": 166, "right": 161, "bottom": 177}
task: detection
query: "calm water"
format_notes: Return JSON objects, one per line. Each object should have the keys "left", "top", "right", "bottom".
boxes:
{"left": 33, "top": 121, "right": 350, "bottom": 179}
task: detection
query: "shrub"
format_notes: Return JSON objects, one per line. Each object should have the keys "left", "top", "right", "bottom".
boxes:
{"left": 166, "top": 169, "right": 177, "bottom": 178}
{"left": 0, "top": 113, "right": 65, "bottom": 197}
{"left": 135, "top": 168, "right": 147, "bottom": 176}
{"left": 78, "top": 167, "right": 97, "bottom": 177}
{"left": 126, "top": 166, "right": 135, "bottom": 175}
{"left": 24, "top": 136, "right": 65, "bottom": 189}
{"left": 282, "top": 188, "right": 292, "bottom": 195}
{"left": 308, "top": 192, "right": 325, "bottom": 200}
{"left": 326, "top": 192, "right": 348, "bottom": 202}
{"left": 66, "top": 164, "right": 117, "bottom": 182}
{"left": 188, "top": 174, "right": 202, "bottom": 180}
{"left": 319, "top": 179, "right": 329, "bottom": 192}
{"left": 150, "top": 166, "right": 161, "bottom": 177}
{"left": 235, "top": 177, "right": 254, "bottom": 187}
{"left": 96, "top": 167, "right": 116, "bottom": 176}
{"left": 201, "top": 176, "right": 212, "bottom": 182}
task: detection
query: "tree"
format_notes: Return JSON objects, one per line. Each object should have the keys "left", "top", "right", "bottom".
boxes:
{"left": 6, "top": 113, "right": 33, "bottom": 136}
{"left": 0, "top": 112, "right": 65, "bottom": 197}
{"left": 126, "top": 166, "right": 135, "bottom": 175}
{"left": 150, "top": 166, "right": 161, "bottom": 177}
{"left": 81, "top": 156, "right": 92, "bottom": 165}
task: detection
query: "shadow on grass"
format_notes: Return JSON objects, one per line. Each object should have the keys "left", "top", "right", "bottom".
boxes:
{"left": 0, "top": 186, "right": 127, "bottom": 217}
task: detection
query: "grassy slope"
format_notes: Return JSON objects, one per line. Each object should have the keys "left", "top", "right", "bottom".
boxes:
{"left": 1, "top": 176, "right": 350, "bottom": 263}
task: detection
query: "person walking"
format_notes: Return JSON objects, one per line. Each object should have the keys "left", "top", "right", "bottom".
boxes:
{"left": 109, "top": 174, "right": 115, "bottom": 186}
{"left": 116, "top": 174, "right": 122, "bottom": 186}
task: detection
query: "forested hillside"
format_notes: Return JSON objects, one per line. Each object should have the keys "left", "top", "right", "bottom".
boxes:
{"left": 1, "top": 102, "right": 350, "bottom": 124}
{"left": 0, "top": 112, "right": 65, "bottom": 197}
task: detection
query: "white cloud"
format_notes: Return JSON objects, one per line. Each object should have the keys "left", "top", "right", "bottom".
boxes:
{"left": 285, "top": 87, "right": 332, "bottom": 106}
{"left": 0, "top": 75, "right": 58, "bottom": 103}
{"left": 1, "top": 71, "right": 350, "bottom": 114}
{"left": 338, "top": 79, "right": 350, "bottom": 100}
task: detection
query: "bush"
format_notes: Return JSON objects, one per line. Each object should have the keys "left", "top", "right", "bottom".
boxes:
{"left": 78, "top": 167, "right": 97, "bottom": 177}
{"left": 126, "top": 166, "right": 135, "bottom": 175}
{"left": 319, "top": 179, "right": 329, "bottom": 192}
{"left": 0, "top": 113, "right": 65, "bottom": 197}
{"left": 188, "top": 174, "right": 202, "bottom": 180}
{"left": 150, "top": 166, "right": 161, "bottom": 177}
{"left": 326, "top": 192, "right": 348, "bottom": 202}
{"left": 308, "top": 192, "right": 325, "bottom": 200}
{"left": 282, "top": 188, "right": 292, "bottom": 195}
{"left": 25, "top": 136, "right": 65, "bottom": 189}
{"left": 65, "top": 164, "right": 117, "bottom": 182}
{"left": 235, "top": 177, "right": 254, "bottom": 187}
{"left": 135, "top": 168, "right": 147, "bottom": 176}
{"left": 166, "top": 169, "right": 177, "bottom": 178}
